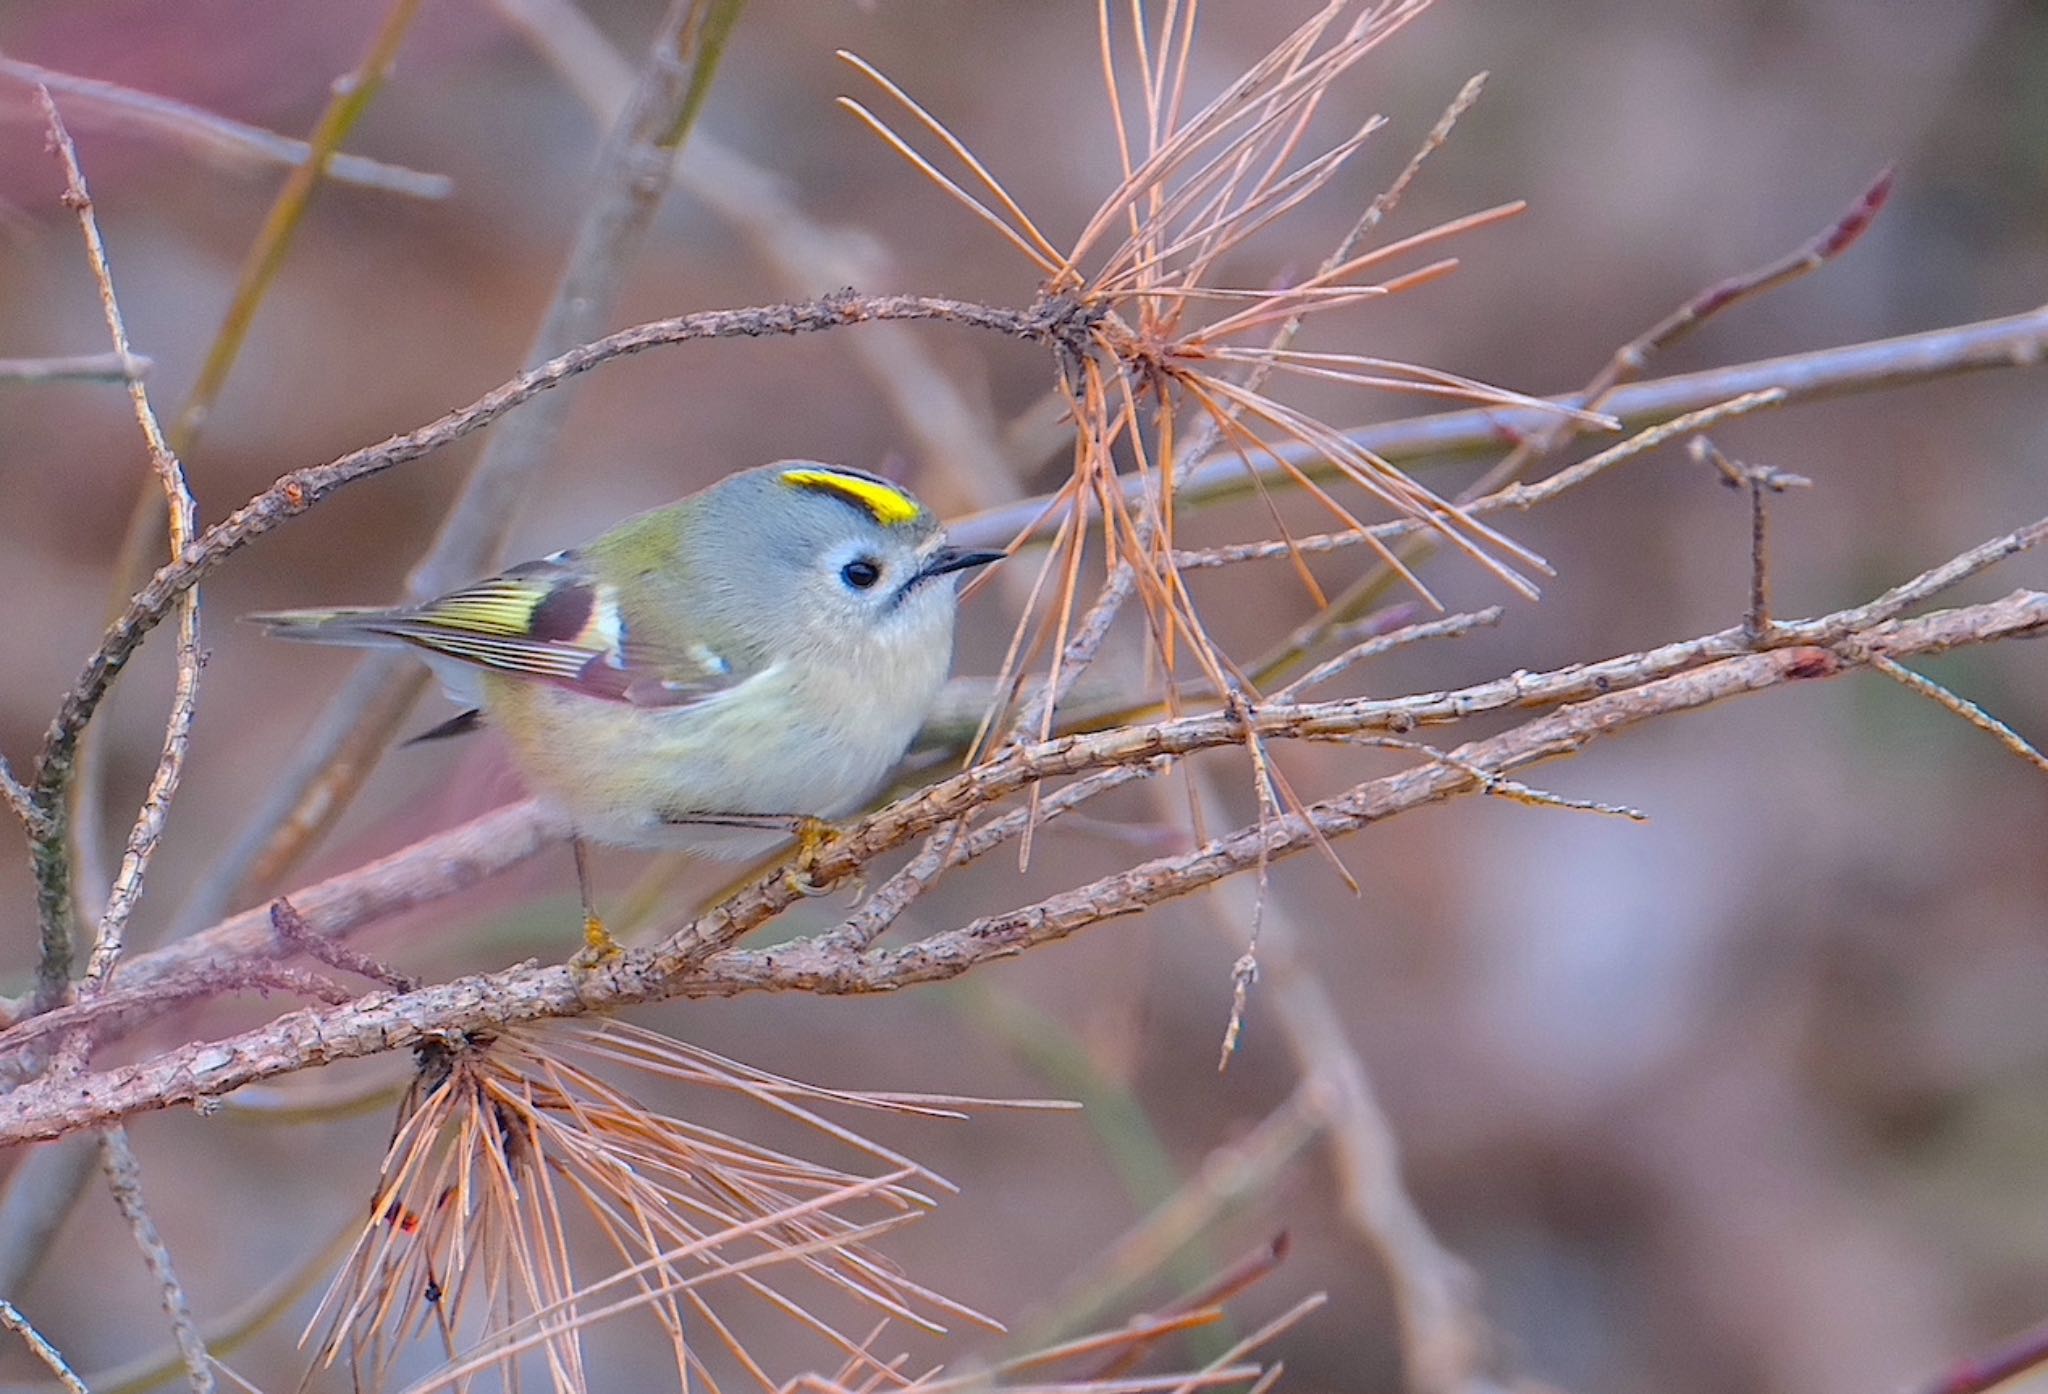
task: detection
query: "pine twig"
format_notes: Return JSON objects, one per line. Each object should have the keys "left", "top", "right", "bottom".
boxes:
{"left": 11, "top": 512, "right": 2045, "bottom": 1089}
{"left": 173, "top": 0, "right": 751, "bottom": 932}
{"left": 89, "top": 0, "right": 429, "bottom": 946}
{"left": 2, "top": 574, "right": 2043, "bottom": 1144}
{"left": 0, "top": 350, "right": 149, "bottom": 383}
{"left": 99, "top": 1129, "right": 214, "bottom": 1394}
{"left": 32, "top": 89, "right": 202, "bottom": 1006}
{"left": 0, "top": 53, "right": 452, "bottom": 197}
{"left": 1866, "top": 654, "right": 2048, "bottom": 777}
{"left": 1693, "top": 435, "right": 1812, "bottom": 642}
{"left": 0, "top": 1299, "right": 91, "bottom": 1394}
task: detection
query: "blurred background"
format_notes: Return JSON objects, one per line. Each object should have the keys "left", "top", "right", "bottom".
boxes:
{"left": 1, "top": 1, "right": 2046, "bottom": 1391}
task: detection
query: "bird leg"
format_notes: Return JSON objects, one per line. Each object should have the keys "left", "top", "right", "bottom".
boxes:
{"left": 659, "top": 811, "right": 846, "bottom": 897}
{"left": 570, "top": 837, "right": 622, "bottom": 967}
{"left": 787, "top": 815, "right": 841, "bottom": 898}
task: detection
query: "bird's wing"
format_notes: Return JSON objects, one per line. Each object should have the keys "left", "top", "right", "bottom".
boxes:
{"left": 252, "top": 554, "right": 740, "bottom": 708}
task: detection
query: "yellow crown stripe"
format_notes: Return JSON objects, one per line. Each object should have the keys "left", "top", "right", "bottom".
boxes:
{"left": 779, "top": 467, "right": 922, "bottom": 527}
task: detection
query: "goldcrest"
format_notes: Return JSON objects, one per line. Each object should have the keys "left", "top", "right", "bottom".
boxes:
{"left": 253, "top": 461, "right": 1002, "bottom": 956}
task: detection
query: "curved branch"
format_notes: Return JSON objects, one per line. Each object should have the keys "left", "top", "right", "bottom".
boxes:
{"left": 0, "top": 586, "right": 2039, "bottom": 1146}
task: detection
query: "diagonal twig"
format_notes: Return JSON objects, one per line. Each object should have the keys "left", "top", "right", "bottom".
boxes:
{"left": 2, "top": 579, "right": 2043, "bottom": 1144}
{"left": 172, "top": 0, "right": 749, "bottom": 935}
{"left": 0, "top": 1299, "right": 91, "bottom": 1394}
{"left": 85, "top": 0, "right": 429, "bottom": 950}
{"left": 21, "top": 509, "right": 2047, "bottom": 1061}
{"left": 0, "top": 350, "right": 149, "bottom": 383}
{"left": 32, "top": 89, "right": 202, "bottom": 1006}
{"left": 0, "top": 53, "right": 452, "bottom": 198}
{"left": 100, "top": 1129, "right": 214, "bottom": 1394}
{"left": 1866, "top": 653, "right": 2048, "bottom": 777}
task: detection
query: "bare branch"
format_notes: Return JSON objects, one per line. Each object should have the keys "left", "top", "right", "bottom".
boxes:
{"left": 1, "top": 581, "right": 2041, "bottom": 1145}
{"left": 1867, "top": 653, "right": 2048, "bottom": 777}
{"left": 40, "top": 93, "right": 202, "bottom": 995}
{"left": 949, "top": 303, "right": 2048, "bottom": 553}
{"left": 268, "top": 897, "right": 418, "bottom": 990}
{"left": 18, "top": 511, "right": 2045, "bottom": 1081}
{"left": 0, "top": 350, "right": 148, "bottom": 383}
{"left": 99, "top": 1129, "right": 214, "bottom": 1394}
{"left": 31, "top": 90, "right": 203, "bottom": 1007}
{"left": 0, "top": 752, "right": 39, "bottom": 833}
{"left": 0, "top": 1299, "right": 91, "bottom": 1394}
{"left": 0, "top": 53, "right": 452, "bottom": 197}
{"left": 1274, "top": 607, "right": 1502, "bottom": 700}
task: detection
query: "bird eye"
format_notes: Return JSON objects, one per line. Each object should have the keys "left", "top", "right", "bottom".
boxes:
{"left": 841, "top": 557, "right": 882, "bottom": 590}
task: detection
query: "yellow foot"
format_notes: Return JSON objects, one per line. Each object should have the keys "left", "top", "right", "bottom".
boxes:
{"left": 784, "top": 816, "right": 841, "bottom": 898}
{"left": 570, "top": 912, "right": 623, "bottom": 969}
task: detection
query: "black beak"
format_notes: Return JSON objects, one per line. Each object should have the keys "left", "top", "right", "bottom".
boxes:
{"left": 917, "top": 546, "right": 1005, "bottom": 581}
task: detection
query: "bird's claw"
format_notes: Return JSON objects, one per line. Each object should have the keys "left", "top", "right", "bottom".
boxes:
{"left": 784, "top": 816, "right": 841, "bottom": 898}
{"left": 570, "top": 911, "right": 623, "bottom": 969}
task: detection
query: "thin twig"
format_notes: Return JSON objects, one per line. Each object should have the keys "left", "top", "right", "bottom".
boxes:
{"left": 36, "top": 91, "right": 203, "bottom": 995}
{"left": 1360, "top": 737, "right": 1649, "bottom": 820}
{"left": 269, "top": 897, "right": 418, "bottom": 991}
{"left": 2, "top": 581, "right": 2041, "bottom": 1144}
{"left": 1199, "top": 845, "right": 1489, "bottom": 1394}
{"left": 1274, "top": 607, "right": 1502, "bottom": 700}
{"left": 0, "top": 1299, "right": 91, "bottom": 1394}
{"left": 951, "top": 303, "right": 2048, "bottom": 551}
{"left": 25, "top": 511, "right": 2048, "bottom": 1066}
{"left": 0, "top": 350, "right": 149, "bottom": 383}
{"left": 173, "top": 0, "right": 751, "bottom": 932}
{"left": 0, "top": 962, "right": 358, "bottom": 1064}
{"left": 94, "top": 0, "right": 429, "bottom": 954}
{"left": 0, "top": 54, "right": 452, "bottom": 197}
{"left": 99, "top": 1129, "right": 214, "bottom": 1394}
{"left": 1693, "top": 435, "right": 1812, "bottom": 641}
{"left": 1866, "top": 654, "right": 2048, "bottom": 777}
{"left": 0, "top": 752, "right": 40, "bottom": 832}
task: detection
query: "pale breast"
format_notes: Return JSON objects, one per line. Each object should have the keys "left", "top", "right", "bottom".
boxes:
{"left": 480, "top": 622, "right": 950, "bottom": 850}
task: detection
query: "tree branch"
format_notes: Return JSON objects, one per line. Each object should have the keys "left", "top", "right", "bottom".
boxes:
{"left": 31, "top": 90, "right": 202, "bottom": 1009}
{"left": 170, "top": 0, "right": 738, "bottom": 932}
{"left": 0, "top": 350, "right": 148, "bottom": 384}
{"left": 949, "top": 302, "right": 2048, "bottom": 551}
{"left": 1, "top": 579, "right": 2039, "bottom": 1146}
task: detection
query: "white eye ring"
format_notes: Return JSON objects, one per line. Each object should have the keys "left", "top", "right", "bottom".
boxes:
{"left": 841, "top": 557, "right": 882, "bottom": 590}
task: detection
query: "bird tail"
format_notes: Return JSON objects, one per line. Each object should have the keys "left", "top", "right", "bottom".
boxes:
{"left": 244, "top": 606, "right": 410, "bottom": 649}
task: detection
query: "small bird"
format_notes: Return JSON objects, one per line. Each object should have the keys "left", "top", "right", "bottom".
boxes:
{"left": 253, "top": 461, "right": 1003, "bottom": 961}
